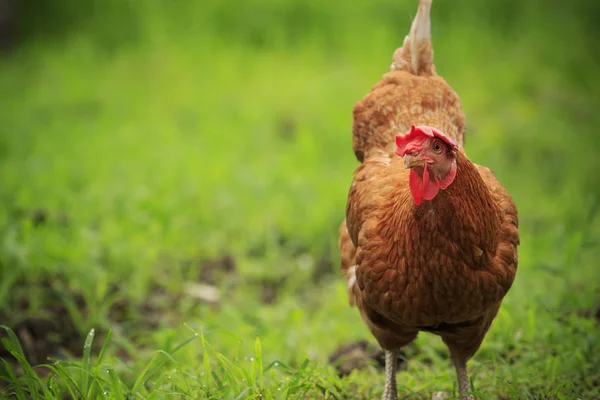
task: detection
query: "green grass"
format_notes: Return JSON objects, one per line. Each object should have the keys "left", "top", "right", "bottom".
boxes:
{"left": 1, "top": 0, "right": 599, "bottom": 398}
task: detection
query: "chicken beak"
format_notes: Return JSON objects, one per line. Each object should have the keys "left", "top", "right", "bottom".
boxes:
{"left": 404, "top": 153, "right": 424, "bottom": 169}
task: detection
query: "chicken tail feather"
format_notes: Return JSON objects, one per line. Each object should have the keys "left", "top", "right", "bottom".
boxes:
{"left": 391, "top": 0, "right": 435, "bottom": 76}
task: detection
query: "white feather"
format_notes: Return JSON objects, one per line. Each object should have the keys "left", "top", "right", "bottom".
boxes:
{"left": 347, "top": 265, "right": 357, "bottom": 291}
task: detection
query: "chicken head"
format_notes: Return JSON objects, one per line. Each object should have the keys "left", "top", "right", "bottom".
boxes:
{"left": 396, "top": 125, "right": 458, "bottom": 205}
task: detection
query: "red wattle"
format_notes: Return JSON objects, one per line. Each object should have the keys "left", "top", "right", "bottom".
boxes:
{"left": 409, "top": 168, "right": 423, "bottom": 206}
{"left": 409, "top": 165, "right": 441, "bottom": 205}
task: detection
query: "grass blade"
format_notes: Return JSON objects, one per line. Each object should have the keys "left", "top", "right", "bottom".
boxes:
{"left": 201, "top": 333, "right": 212, "bottom": 389}
{"left": 107, "top": 367, "right": 126, "bottom": 400}
{"left": 254, "top": 336, "right": 263, "bottom": 391}
{"left": 0, "top": 357, "right": 27, "bottom": 400}
{"left": 131, "top": 351, "right": 167, "bottom": 395}
{"left": 81, "top": 328, "right": 95, "bottom": 398}
{"left": 96, "top": 329, "right": 112, "bottom": 368}
{"left": 171, "top": 332, "right": 200, "bottom": 354}
{"left": 44, "top": 362, "right": 82, "bottom": 400}
{"left": 0, "top": 325, "right": 47, "bottom": 399}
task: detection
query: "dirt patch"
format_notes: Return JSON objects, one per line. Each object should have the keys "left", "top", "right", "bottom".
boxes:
{"left": 110, "top": 282, "right": 181, "bottom": 331}
{"left": 497, "top": 343, "right": 519, "bottom": 365}
{"left": 556, "top": 306, "right": 600, "bottom": 328}
{"left": 328, "top": 340, "right": 407, "bottom": 377}
{"left": 177, "top": 253, "right": 240, "bottom": 307}
{"left": 0, "top": 0, "right": 16, "bottom": 53}
{"left": 0, "top": 277, "right": 85, "bottom": 369}
{"left": 311, "top": 251, "right": 335, "bottom": 283}
{"left": 0, "top": 274, "right": 177, "bottom": 373}
{"left": 197, "top": 254, "right": 236, "bottom": 285}
{"left": 277, "top": 114, "right": 297, "bottom": 140}
{"left": 254, "top": 277, "right": 287, "bottom": 305}
{"left": 577, "top": 307, "right": 600, "bottom": 324}
{"left": 10, "top": 207, "right": 70, "bottom": 228}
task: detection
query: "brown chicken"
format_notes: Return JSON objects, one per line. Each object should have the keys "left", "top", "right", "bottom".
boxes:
{"left": 338, "top": 1, "right": 520, "bottom": 399}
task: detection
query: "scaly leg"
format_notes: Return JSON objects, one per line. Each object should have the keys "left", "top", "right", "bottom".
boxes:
{"left": 381, "top": 350, "right": 399, "bottom": 400}
{"left": 452, "top": 357, "right": 474, "bottom": 400}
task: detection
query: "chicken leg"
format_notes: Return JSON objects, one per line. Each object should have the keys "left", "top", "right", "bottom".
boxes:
{"left": 451, "top": 356, "right": 474, "bottom": 400}
{"left": 381, "top": 350, "right": 399, "bottom": 400}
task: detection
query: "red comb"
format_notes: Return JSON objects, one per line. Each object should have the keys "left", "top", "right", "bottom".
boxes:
{"left": 396, "top": 125, "right": 459, "bottom": 156}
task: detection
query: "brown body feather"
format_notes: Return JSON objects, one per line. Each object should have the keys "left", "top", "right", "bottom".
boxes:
{"left": 342, "top": 151, "right": 519, "bottom": 353}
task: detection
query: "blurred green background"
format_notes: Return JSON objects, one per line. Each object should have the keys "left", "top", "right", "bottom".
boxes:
{"left": 0, "top": 0, "right": 599, "bottom": 398}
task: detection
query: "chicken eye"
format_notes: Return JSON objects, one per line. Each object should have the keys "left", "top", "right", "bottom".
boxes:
{"left": 432, "top": 140, "right": 444, "bottom": 154}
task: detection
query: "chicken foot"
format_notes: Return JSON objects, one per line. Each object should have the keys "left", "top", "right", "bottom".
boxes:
{"left": 381, "top": 350, "right": 399, "bottom": 400}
